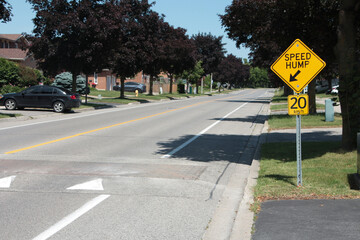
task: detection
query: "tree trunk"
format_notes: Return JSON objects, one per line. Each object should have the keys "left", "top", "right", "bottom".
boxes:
{"left": 149, "top": 75, "right": 154, "bottom": 95}
{"left": 71, "top": 72, "right": 78, "bottom": 93}
{"left": 169, "top": 74, "right": 173, "bottom": 94}
{"left": 308, "top": 81, "right": 316, "bottom": 114}
{"left": 195, "top": 79, "right": 199, "bottom": 95}
{"left": 335, "top": 0, "right": 360, "bottom": 150}
{"left": 120, "top": 76, "right": 125, "bottom": 99}
{"left": 326, "top": 76, "right": 333, "bottom": 92}
{"left": 283, "top": 84, "right": 292, "bottom": 96}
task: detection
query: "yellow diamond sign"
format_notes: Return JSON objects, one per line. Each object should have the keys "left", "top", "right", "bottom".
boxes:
{"left": 271, "top": 39, "right": 326, "bottom": 93}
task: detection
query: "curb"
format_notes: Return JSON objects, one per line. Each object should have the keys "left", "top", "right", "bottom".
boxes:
{"left": 229, "top": 117, "right": 269, "bottom": 240}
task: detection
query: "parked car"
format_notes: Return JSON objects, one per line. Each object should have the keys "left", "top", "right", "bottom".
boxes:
{"left": 331, "top": 85, "right": 339, "bottom": 94}
{"left": 315, "top": 82, "right": 329, "bottom": 93}
{"left": 0, "top": 85, "right": 81, "bottom": 113}
{"left": 113, "top": 82, "right": 146, "bottom": 93}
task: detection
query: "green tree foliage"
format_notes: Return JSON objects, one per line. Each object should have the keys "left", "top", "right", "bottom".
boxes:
{"left": 180, "top": 61, "right": 204, "bottom": 93}
{"left": 249, "top": 67, "right": 270, "bottom": 88}
{"left": 0, "top": 0, "right": 12, "bottom": 23}
{"left": 0, "top": 58, "right": 19, "bottom": 87}
{"left": 0, "top": 58, "right": 47, "bottom": 91}
{"left": 52, "top": 72, "right": 86, "bottom": 94}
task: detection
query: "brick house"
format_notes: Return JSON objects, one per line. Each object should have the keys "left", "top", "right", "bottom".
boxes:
{"left": 87, "top": 71, "right": 177, "bottom": 93}
{"left": 0, "top": 34, "right": 37, "bottom": 68}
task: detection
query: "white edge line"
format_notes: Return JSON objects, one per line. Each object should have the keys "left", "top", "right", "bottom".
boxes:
{"left": 161, "top": 102, "right": 249, "bottom": 158}
{"left": 32, "top": 194, "right": 110, "bottom": 240}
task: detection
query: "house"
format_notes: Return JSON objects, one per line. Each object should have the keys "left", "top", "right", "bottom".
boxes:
{"left": 87, "top": 71, "right": 177, "bottom": 93}
{"left": 0, "top": 34, "right": 37, "bottom": 68}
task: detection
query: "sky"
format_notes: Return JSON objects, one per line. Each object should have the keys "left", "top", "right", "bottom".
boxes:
{"left": 0, "top": 0, "right": 250, "bottom": 60}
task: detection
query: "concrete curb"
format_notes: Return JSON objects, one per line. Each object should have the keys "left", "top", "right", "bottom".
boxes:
{"left": 229, "top": 118, "right": 269, "bottom": 240}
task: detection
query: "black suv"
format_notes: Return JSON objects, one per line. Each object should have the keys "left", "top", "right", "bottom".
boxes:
{"left": 0, "top": 85, "right": 81, "bottom": 113}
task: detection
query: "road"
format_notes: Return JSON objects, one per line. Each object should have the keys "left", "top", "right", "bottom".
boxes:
{"left": 0, "top": 89, "right": 272, "bottom": 240}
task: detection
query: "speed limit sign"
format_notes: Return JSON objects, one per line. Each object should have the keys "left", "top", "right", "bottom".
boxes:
{"left": 288, "top": 94, "right": 309, "bottom": 115}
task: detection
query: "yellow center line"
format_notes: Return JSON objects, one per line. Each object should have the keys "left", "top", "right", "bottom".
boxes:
{"left": 5, "top": 100, "right": 212, "bottom": 154}
{"left": 5, "top": 91, "right": 254, "bottom": 154}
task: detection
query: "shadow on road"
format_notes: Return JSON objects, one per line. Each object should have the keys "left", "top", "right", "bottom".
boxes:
{"left": 156, "top": 133, "right": 253, "bottom": 165}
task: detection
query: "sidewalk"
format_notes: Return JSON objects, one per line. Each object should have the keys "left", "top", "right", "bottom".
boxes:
{"left": 251, "top": 127, "right": 360, "bottom": 240}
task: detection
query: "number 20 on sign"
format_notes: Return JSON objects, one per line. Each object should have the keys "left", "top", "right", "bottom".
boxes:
{"left": 288, "top": 94, "right": 309, "bottom": 115}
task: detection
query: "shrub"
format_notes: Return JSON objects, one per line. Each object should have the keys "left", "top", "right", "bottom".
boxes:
{"left": 0, "top": 58, "right": 20, "bottom": 88}
{"left": 18, "top": 64, "right": 38, "bottom": 87}
{"left": 1, "top": 84, "right": 24, "bottom": 94}
{"left": 52, "top": 72, "right": 87, "bottom": 94}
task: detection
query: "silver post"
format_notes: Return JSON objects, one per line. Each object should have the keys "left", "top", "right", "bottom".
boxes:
{"left": 296, "top": 114, "right": 302, "bottom": 186}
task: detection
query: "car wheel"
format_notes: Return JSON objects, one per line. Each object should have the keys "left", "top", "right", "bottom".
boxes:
{"left": 5, "top": 99, "right": 17, "bottom": 110}
{"left": 53, "top": 101, "right": 65, "bottom": 113}
{"left": 135, "top": 88, "right": 143, "bottom": 93}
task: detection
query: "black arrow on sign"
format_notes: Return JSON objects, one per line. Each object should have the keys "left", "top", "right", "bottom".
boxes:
{"left": 290, "top": 70, "right": 301, "bottom": 82}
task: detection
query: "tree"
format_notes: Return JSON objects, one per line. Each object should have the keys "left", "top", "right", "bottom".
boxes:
{"left": 104, "top": 0, "right": 151, "bottom": 99}
{"left": 52, "top": 72, "right": 86, "bottom": 93}
{"left": 161, "top": 26, "right": 196, "bottom": 94}
{"left": 249, "top": 67, "right": 270, "bottom": 88}
{"left": 221, "top": 0, "right": 339, "bottom": 112}
{"left": 221, "top": 0, "right": 360, "bottom": 149}
{"left": 180, "top": 61, "right": 204, "bottom": 93}
{"left": 335, "top": 0, "right": 360, "bottom": 150}
{"left": 192, "top": 33, "right": 226, "bottom": 92}
{"left": 213, "top": 54, "right": 250, "bottom": 90}
{"left": 141, "top": 9, "right": 168, "bottom": 95}
{"left": 0, "top": 0, "right": 12, "bottom": 23}
{"left": 27, "top": 0, "right": 118, "bottom": 93}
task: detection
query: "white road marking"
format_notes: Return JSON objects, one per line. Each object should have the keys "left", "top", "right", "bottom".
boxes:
{"left": 67, "top": 179, "right": 104, "bottom": 191}
{"left": 162, "top": 102, "right": 249, "bottom": 158}
{"left": 0, "top": 175, "right": 16, "bottom": 188}
{"left": 32, "top": 194, "right": 110, "bottom": 240}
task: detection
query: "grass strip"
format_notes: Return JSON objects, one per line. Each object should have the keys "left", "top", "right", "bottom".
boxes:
{"left": 0, "top": 113, "right": 21, "bottom": 118}
{"left": 268, "top": 113, "right": 342, "bottom": 130}
{"left": 252, "top": 142, "right": 359, "bottom": 212}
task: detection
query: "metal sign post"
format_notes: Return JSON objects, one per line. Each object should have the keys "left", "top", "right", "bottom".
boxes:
{"left": 296, "top": 104, "right": 302, "bottom": 186}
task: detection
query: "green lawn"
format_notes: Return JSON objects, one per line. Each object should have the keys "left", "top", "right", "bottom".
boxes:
{"left": 84, "top": 88, "right": 234, "bottom": 105}
{"left": 253, "top": 142, "right": 359, "bottom": 209}
{"left": 268, "top": 113, "right": 342, "bottom": 130}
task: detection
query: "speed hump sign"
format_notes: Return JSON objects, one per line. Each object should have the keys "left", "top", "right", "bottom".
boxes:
{"left": 288, "top": 94, "right": 309, "bottom": 115}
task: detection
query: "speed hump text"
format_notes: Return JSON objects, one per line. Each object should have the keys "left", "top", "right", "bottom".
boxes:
{"left": 271, "top": 39, "right": 326, "bottom": 93}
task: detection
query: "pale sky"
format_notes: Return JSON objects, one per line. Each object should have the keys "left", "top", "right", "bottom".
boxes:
{"left": 0, "top": 0, "right": 250, "bottom": 60}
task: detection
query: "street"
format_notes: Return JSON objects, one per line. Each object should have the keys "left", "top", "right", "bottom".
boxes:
{"left": 0, "top": 89, "right": 272, "bottom": 240}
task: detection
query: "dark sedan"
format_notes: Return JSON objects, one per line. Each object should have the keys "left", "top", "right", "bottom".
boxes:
{"left": 0, "top": 85, "right": 81, "bottom": 113}
{"left": 113, "top": 82, "right": 146, "bottom": 93}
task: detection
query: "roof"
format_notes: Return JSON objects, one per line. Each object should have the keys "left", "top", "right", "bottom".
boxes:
{"left": 0, "top": 34, "right": 23, "bottom": 41}
{"left": 0, "top": 48, "right": 28, "bottom": 61}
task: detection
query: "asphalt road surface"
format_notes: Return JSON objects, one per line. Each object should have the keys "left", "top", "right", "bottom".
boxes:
{"left": 0, "top": 89, "right": 272, "bottom": 240}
